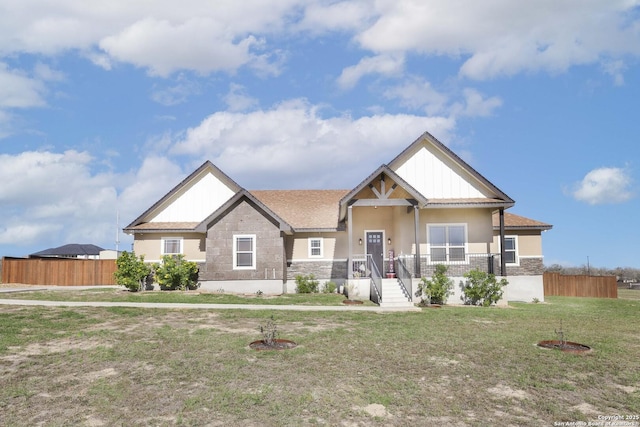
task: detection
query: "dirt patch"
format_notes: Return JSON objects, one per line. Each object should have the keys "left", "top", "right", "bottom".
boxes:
{"left": 354, "top": 403, "right": 393, "bottom": 418}
{"left": 487, "top": 384, "right": 528, "bottom": 400}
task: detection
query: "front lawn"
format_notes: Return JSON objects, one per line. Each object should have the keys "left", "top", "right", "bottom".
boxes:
{"left": 0, "top": 287, "right": 373, "bottom": 305}
{"left": 0, "top": 294, "right": 638, "bottom": 425}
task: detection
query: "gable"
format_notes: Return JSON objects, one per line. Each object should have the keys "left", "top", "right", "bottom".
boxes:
{"left": 126, "top": 161, "right": 242, "bottom": 229}
{"left": 389, "top": 131, "right": 513, "bottom": 202}
{"left": 150, "top": 170, "right": 237, "bottom": 222}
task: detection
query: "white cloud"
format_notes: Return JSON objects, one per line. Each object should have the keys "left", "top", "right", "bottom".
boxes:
{"left": 0, "top": 1, "right": 638, "bottom": 86}
{"left": 297, "top": 1, "right": 373, "bottom": 33}
{"left": 337, "top": 54, "right": 405, "bottom": 89}
{"left": 451, "top": 88, "right": 503, "bottom": 117}
{"left": 224, "top": 84, "right": 259, "bottom": 112}
{"left": 352, "top": 0, "right": 640, "bottom": 80}
{"left": 0, "top": 148, "right": 186, "bottom": 252}
{"left": 0, "top": 150, "right": 118, "bottom": 248}
{"left": 601, "top": 59, "right": 627, "bottom": 86}
{"left": 171, "top": 99, "right": 455, "bottom": 189}
{"left": 572, "top": 167, "right": 634, "bottom": 205}
{"left": 383, "top": 79, "right": 502, "bottom": 118}
{"left": 383, "top": 76, "right": 448, "bottom": 114}
{"left": 0, "top": 63, "right": 47, "bottom": 109}
{"left": 151, "top": 74, "right": 201, "bottom": 106}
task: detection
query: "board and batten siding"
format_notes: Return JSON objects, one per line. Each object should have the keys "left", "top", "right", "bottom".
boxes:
{"left": 394, "top": 146, "right": 488, "bottom": 198}
{"left": 150, "top": 171, "right": 236, "bottom": 223}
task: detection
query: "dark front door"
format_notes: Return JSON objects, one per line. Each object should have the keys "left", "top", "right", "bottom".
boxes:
{"left": 366, "top": 232, "right": 384, "bottom": 276}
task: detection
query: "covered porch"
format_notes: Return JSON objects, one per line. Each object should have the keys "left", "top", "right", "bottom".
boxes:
{"left": 339, "top": 167, "right": 513, "bottom": 306}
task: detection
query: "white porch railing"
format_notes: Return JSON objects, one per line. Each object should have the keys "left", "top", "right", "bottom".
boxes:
{"left": 397, "top": 253, "right": 501, "bottom": 278}
{"left": 395, "top": 257, "right": 413, "bottom": 301}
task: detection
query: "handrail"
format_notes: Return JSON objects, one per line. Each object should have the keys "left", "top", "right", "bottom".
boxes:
{"left": 395, "top": 257, "right": 412, "bottom": 301}
{"left": 398, "top": 253, "right": 501, "bottom": 276}
{"left": 367, "top": 254, "right": 382, "bottom": 304}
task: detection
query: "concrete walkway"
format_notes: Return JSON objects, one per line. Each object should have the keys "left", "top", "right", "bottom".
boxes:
{"left": 0, "top": 286, "right": 421, "bottom": 312}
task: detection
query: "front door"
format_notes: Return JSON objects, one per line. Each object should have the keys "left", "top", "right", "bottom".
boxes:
{"left": 366, "top": 231, "right": 384, "bottom": 276}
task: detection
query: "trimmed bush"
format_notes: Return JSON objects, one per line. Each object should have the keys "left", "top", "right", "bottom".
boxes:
{"left": 415, "top": 264, "right": 453, "bottom": 305}
{"left": 322, "top": 281, "right": 337, "bottom": 294}
{"left": 295, "top": 274, "right": 319, "bottom": 293}
{"left": 461, "top": 269, "right": 508, "bottom": 306}
{"left": 114, "top": 251, "right": 151, "bottom": 292}
{"left": 154, "top": 255, "right": 199, "bottom": 291}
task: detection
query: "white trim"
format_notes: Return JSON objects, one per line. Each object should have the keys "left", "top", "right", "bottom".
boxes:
{"left": 161, "top": 236, "right": 183, "bottom": 255}
{"left": 501, "top": 235, "right": 520, "bottom": 266}
{"left": 288, "top": 258, "right": 348, "bottom": 263}
{"left": 426, "top": 223, "right": 468, "bottom": 264}
{"left": 233, "top": 234, "right": 256, "bottom": 270}
{"left": 308, "top": 237, "right": 323, "bottom": 258}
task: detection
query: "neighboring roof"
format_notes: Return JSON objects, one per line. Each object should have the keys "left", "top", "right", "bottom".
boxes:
{"left": 125, "top": 161, "right": 243, "bottom": 230}
{"left": 492, "top": 212, "right": 553, "bottom": 230}
{"left": 31, "top": 243, "right": 105, "bottom": 257}
{"left": 388, "top": 131, "right": 515, "bottom": 206}
{"left": 252, "top": 189, "right": 349, "bottom": 230}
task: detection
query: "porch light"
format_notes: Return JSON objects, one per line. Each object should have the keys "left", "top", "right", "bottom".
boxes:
{"left": 388, "top": 238, "right": 392, "bottom": 245}
{"left": 359, "top": 238, "right": 363, "bottom": 245}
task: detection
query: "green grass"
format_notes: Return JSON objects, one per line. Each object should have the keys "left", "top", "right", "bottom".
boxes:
{"left": 0, "top": 293, "right": 638, "bottom": 425}
{"left": 0, "top": 287, "right": 375, "bottom": 305}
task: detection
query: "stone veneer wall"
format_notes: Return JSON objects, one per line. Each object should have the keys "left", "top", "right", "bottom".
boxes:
{"left": 399, "top": 255, "right": 543, "bottom": 278}
{"left": 286, "top": 260, "right": 348, "bottom": 282}
{"left": 202, "top": 200, "right": 284, "bottom": 281}
{"left": 505, "top": 258, "right": 545, "bottom": 276}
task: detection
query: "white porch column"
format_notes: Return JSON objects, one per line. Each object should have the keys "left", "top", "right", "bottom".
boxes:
{"left": 348, "top": 205, "right": 353, "bottom": 279}
{"left": 414, "top": 205, "right": 421, "bottom": 278}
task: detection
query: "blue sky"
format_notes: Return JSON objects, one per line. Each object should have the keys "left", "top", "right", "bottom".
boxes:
{"left": 1, "top": 1, "right": 639, "bottom": 269}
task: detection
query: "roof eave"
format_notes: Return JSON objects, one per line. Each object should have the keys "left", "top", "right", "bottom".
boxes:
{"left": 424, "top": 201, "right": 515, "bottom": 209}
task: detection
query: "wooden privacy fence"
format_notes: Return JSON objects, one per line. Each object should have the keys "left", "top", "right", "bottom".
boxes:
{"left": 2, "top": 257, "right": 117, "bottom": 286}
{"left": 543, "top": 272, "right": 617, "bottom": 298}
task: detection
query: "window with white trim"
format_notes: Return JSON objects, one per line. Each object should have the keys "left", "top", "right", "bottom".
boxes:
{"left": 428, "top": 224, "right": 467, "bottom": 262}
{"left": 161, "top": 237, "right": 183, "bottom": 255}
{"left": 233, "top": 234, "right": 256, "bottom": 269}
{"left": 503, "top": 236, "right": 518, "bottom": 265}
{"left": 309, "top": 238, "right": 323, "bottom": 258}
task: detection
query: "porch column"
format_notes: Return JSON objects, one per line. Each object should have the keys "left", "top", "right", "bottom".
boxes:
{"left": 414, "top": 205, "right": 421, "bottom": 278}
{"left": 348, "top": 205, "right": 353, "bottom": 279}
{"left": 499, "top": 208, "right": 507, "bottom": 276}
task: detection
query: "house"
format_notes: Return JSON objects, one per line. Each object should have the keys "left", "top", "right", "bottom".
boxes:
{"left": 124, "top": 131, "right": 552, "bottom": 305}
{"left": 30, "top": 243, "right": 105, "bottom": 259}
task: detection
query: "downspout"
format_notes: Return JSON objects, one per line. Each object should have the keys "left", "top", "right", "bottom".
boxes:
{"left": 414, "top": 205, "right": 421, "bottom": 278}
{"left": 499, "top": 208, "right": 507, "bottom": 276}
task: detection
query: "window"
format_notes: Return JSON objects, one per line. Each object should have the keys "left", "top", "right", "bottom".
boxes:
{"left": 503, "top": 236, "right": 518, "bottom": 264}
{"left": 428, "top": 224, "right": 467, "bottom": 262}
{"left": 309, "top": 238, "right": 323, "bottom": 258}
{"left": 233, "top": 234, "right": 256, "bottom": 269}
{"left": 161, "top": 237, "right": 183, "bottom": 255}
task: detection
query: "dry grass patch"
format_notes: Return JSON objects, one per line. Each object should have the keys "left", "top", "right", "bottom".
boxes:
{"left": 0, "top": 294, "right": 639, "bottom": 425}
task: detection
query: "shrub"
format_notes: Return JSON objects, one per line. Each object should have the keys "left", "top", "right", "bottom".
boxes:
{"left": 322, "top": 281, "right": 337, "bottom": 294}
{"left": 114, "top": 251, "right": 151, "bottom": 292}
{"left": 461, "top": 269, "right": 508, "bottom": 306}
{"left": 415, "top": 264, "right": 453, "bottom": 305}
{"left": 295, "top": 274, "right": 319, "bottom": 293}
{"left": 154, "top": 255, "right": 199, "bottom": 291}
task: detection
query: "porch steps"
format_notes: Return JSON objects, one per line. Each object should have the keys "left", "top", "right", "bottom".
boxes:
{"left": 379, "top": 278, "right": 414, "bottom": 308}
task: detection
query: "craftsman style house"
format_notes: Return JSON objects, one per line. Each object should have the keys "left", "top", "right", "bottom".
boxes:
{"left": 124, "top": 131, "right": 551, "bottom": 306}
